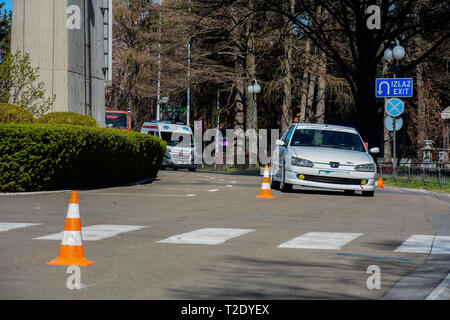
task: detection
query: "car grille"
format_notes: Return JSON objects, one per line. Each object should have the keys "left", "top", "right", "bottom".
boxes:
{"left": 302, "top": 174, "right": 363, "bottom": 185}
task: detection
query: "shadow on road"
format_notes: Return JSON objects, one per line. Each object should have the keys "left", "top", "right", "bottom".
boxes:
{"left": 166, "top": 254, "right": 410, "bottom": 299}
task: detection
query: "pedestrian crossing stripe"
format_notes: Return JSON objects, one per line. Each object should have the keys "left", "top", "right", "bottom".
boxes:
{"left": 278, "top": 232, "right": 365, "bottom": 250}
{"left": 34, "top": 224, "right": 146, "bottom": 241}
{"left": 0, "top": 223, "right": 42, "bottom": 232}
{"left": 9, "top": 222, "right": 449, "bottom": 254}
{"left": 394, "top": 235, "right": 450, "bottom": 255}
{"left": 158, "top": 228, "right": 256, "bottom": 245}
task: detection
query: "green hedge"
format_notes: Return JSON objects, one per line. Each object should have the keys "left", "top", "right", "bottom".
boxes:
{"left": 37, "top": 112, "right": 98, "bottom": 127}
{"left": 0, "top": 103, "right": 34, "bottom": 124}
{"left": 0, "top": 124, "right": 166, "bottom": 192}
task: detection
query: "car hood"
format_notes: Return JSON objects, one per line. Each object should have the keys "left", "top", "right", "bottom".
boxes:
{"left": 290, "top": 146, "right": 373, "bottom": 165}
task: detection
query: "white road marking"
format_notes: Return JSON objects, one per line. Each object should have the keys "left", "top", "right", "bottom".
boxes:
{"left": 278, "top": 232, "right": 364, "bottom": 250}
{"left": 208, "top": 189, "right": 219, "bottom": 192}
{"left": 394, "top": 235, "right": 435, "bottom": 253}
{"left": 0, "top": 223, "right": 42, "bottom": 232}
{"left": 34, "top": 225, "right": 146, "bottom": 241}
{"left": 131, "top": 187, "right": 220, "bottom": 192}
{"left": 394, "top": 235, "right": 450, "bottom": 254}
{"left": 226, "top": 185, "right": 234, "bottom": 188}
{"left": 426, "top": 273, "right": 450, "bottom": 300}
{"left": 158, "top": 228, "right": 255, "bottom": 245}
{"left": 80, "top": 192, "right": 197, "bottom": 198}
{"left": 431, "top": 236, "right": 450, "bottom": 254}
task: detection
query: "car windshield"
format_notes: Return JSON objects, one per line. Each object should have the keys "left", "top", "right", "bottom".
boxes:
{"left": 290, "top": 128, "right": 366, "bottom": 152}
{"left": 106, "top": 113, "right": 128, "bottom": 129}
{"left": 160, "top": 132, "right": 194, "bottom": 147}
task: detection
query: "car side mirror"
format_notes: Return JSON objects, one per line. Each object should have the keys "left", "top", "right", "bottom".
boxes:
{"left": 276, "top": 139, "right": 285, "bottom": 146}
{"left": 369, "top": 147, "right": 380, "bottom": 154}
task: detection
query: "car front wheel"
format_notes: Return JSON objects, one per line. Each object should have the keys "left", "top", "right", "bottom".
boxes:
{"left": 280, "top": 164, "right": 293, "bottom": 193}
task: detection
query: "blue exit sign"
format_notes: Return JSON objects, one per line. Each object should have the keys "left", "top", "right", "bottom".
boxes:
{"left": 376, "top": 78, "right": 413, "bottom": 98}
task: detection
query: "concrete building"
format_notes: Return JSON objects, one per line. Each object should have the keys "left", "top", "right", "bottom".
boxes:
{"left": 11, "top": 0, "right": 113, "bottom": 127}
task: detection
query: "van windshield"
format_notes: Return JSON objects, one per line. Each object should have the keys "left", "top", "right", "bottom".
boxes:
{"left": 290, "top": 129, "right": 366, "bottom": 152}
{"left": 160, "top": 131, "right": 194, "bottom": 147}
{"left": 106, "top": 113, "right": 128, "bottom": 130}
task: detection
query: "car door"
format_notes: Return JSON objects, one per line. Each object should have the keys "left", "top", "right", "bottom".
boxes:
{"left": 272, "top": 125, "right": 295, "bottom": 179}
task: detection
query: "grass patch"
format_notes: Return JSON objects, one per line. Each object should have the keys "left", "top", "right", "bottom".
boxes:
{"left": 383, "top": 179, "right": 450, "bottom": 193}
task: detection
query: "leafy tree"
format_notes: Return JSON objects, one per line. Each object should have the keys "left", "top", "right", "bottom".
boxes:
{"left": 207, "top": 0, "right": 449, "bottom": 146}
{"left": 0, "top": 51, "right": 55, "bottom": 117}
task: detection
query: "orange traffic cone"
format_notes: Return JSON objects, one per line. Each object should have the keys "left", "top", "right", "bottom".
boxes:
{"left": 47, "top": 191, "right": 94, "bottom": 266}
{"left": 376, "top": 177, "right": 384, "bottom": 189}
{"left": 257, "top": 165, "right": 275, "bottom": 199}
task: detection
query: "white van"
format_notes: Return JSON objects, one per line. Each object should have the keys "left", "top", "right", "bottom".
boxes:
{"left": 141, "top": 121, "right": 196, "bottom": 171}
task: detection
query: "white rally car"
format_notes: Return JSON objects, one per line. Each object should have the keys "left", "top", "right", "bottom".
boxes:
{"left": 270, "top": 123, "right": 380, "bottom": 197}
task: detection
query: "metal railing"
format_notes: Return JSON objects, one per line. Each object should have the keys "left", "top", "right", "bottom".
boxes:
{"left": 377, "top": 162, "right": 450, "bottom": 186}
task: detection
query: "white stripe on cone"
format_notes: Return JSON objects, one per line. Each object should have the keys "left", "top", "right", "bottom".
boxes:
{"left": 261, "top": 183, "right": 271, "bottom": 190}
{"left": 61, "top": 231, "right": 83, "bottom": 246}
{"left": 66, "top": 203, "right": 80, "bottom": 219}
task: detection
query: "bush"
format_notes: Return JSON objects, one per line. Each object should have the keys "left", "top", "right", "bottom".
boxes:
{"left": 0, "top": 124, "right": 166, "bottom": 192}
{"left": 0, "top": 103, "right": 34, "bottom": 124}
{"left": 37, "top": 112, "right": 98, "bottom": 127}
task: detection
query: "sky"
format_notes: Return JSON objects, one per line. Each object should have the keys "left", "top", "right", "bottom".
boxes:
{"left": 1, "top": 0, "right": 12, "bottom": 12}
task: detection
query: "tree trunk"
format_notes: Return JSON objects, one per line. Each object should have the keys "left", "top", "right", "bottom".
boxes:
{"left": 245, "top": 0, "right": 256, "bottom": 132}
{"left": 416, "top": 63, "right": 425, "bottom": 158}
{"left": 354, "top": 65, "right": 378, "bottom": 147}
{"left": 315, "top": 7, "right": 328, "bottom": 124}
{"left": 353, "top": 24, "right": 379, "bottom": 148}
{"left": 281, "top": 0, "right": 295, "bottom": 133}
{"left": 299, "top": 18, "right": 313, "bottom": 123}
{"left": 316, "top": 50, "right": 327, "bottom": 124}
{"left": 230, "top": 8, "right": 246, "bottom": 167}
{"left": 382, "top": 61, "right": 392, "bottom": 163}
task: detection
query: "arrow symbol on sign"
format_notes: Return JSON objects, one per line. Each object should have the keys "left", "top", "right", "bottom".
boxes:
{"left": 378, "top": 81, "right": 390, "bottom": 95}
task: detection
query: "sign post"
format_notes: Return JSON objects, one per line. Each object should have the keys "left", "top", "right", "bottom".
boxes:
{"left": 384, "top": 98, "right": 405, "bottom": 180}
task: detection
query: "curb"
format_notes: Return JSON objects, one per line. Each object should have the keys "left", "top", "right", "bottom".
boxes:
{"left": 195, "top": 170, "right": 261, "bottom": 176}
{"left": 0, "top": 177, "right": 155, "bottom": 196}
{"left": 384, "top": 185, "right": 450, "bottom": 198}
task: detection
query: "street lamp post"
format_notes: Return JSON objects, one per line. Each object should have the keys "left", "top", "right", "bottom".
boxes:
{"left": 157, "top": 0, "right": 163, "bottom": 121}
{"left": 215, "top": 91, "right": 220, "bottom": 170}
{"left": 384, "top": 39, "right": 406, "bottom": 181}
{"left": 247, "top": 79, "right": 261, "bottom": 168}
{"left": 186, "top": 0, "right": 191, "bottom": 127}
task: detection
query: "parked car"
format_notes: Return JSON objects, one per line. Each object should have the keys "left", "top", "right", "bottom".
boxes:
{"left": 270, "top": 123, "right": 379, "bottom": 197}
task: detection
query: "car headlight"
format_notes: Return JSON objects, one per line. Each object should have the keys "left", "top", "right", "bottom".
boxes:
{"left": 164, "top": 151, "right": 172, "bottom": 159}
{"left": 355, "top": 163, "right": 375, "bottom": 172}
{"left": 291, "top": 157, "right": 314, "bottom": 167}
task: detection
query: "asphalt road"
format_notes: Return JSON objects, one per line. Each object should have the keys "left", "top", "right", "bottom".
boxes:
{"left": 0, "top": 170, "right": 449, "bottom": 300}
